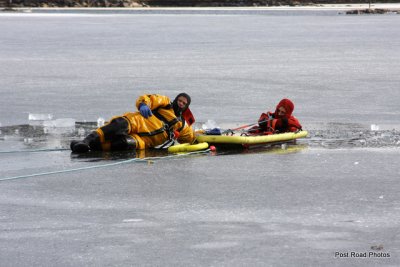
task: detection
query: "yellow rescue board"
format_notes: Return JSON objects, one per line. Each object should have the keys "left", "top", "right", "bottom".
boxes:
{"left": 196, "top": 131, "right": 308, "bottom": 145}
{"left": 168, "top": 142, "right": 209, "bottom": 153}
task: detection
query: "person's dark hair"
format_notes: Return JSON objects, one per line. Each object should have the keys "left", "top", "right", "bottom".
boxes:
{"left": 172, "top": 93, "right": 191, "bottom": 115}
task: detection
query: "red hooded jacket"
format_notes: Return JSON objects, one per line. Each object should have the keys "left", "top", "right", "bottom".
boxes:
{"left": 250, "top": 98, "right": 302, "bottom": 135}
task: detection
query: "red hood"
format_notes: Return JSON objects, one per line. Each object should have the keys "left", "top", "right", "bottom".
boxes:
{"left": 275, "top": 98, "right": 294, "bottom": 119}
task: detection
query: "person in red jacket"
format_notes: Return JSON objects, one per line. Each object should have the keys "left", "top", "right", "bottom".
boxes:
{"left": 249, "top": 98, "right": 302, "bottom": 135}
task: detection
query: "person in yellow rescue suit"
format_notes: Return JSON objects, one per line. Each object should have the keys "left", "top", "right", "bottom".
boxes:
{"left": 70, "top": 93, "right": 196, "bottom": 153}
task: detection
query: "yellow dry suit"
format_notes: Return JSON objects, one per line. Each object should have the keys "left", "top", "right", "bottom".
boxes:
{"left": 95, "top": 94, "right": 195, "bottom": 150}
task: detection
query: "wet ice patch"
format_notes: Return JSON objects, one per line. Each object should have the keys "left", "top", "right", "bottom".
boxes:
{"left": 43, "top": 118, "right": 75, "bottom": 128}
{"left": 307, "top": 123, "right": 400, "bottom": 148}
{"left": 77, "top": 127, "right": 86, "bottom": 137}
{"left": 27, "top": 113, "right": 76, "bottom": 134}
{"left": 43, "top": 118, "right": 75, "bottom": 134}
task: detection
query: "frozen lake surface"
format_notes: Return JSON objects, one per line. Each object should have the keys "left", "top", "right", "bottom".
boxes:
{"left": 0, "top": 9, "right": 399, "bottom": 266}
{"left": 0, "top": 139, "right": 399, "bottom": 266}
{"left": 1, "top": 9, "right": 400, "bottom": 126}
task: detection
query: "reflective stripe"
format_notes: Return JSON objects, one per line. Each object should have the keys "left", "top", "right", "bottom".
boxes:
{"left": 153, "top": 109, "right": 178, "bottom": 128}
{"left": 137, "top": 127, "right": 167, "bottom": 137}
{"left": 152, "top": 107, "right": 181, "bottom": 140}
